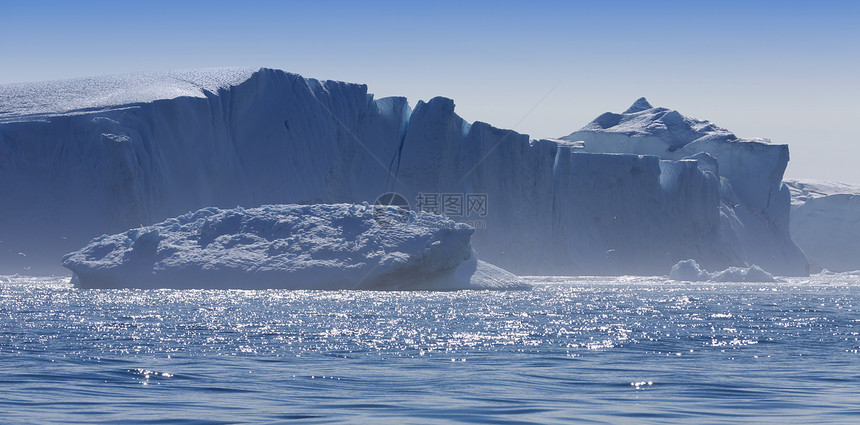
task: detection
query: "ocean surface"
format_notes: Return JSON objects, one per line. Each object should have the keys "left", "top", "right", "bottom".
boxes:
{"left": 1, "top": 275, "right": 858, "bottom": 424}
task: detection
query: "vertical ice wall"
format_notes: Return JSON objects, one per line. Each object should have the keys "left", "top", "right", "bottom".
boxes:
{"left": 0, "top": 69, "right": 405, "bottom": 272}
{"left": 391, "top": 98, "right": 729, "bottom": 274}
{"left": 786, "top": 179, "right": 860, "bottom": 272}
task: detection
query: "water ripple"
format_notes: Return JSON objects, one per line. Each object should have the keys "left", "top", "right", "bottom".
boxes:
{"left": 1, "top": 275, "right": 858, "bottom": 423}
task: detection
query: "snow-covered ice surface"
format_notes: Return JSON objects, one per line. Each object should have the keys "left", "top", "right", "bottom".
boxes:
{"left": 564, "top": 98, "right": 807, "bottom": 276}
{"left": 786, "top": 179, "right": 860, "bottom": 206}
{"left": 669, "top": 259, "right": 777, "bottom": 282}
{"left": 0, "top": 69, "right": 806, "bottom": 277}
{"left": 785, "top": 179, "right": 860, "bottom": 273}
{"left": 61, "top": 204, "right": 527, "bottom": 290}
{"left": 0, "top": 68, "right": 257, "bottom": 122}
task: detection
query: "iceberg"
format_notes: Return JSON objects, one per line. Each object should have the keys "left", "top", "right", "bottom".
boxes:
{"left": 785, "top": 179, "right": 860, "bottom": 273}
{"left": 669, "top": 259, "right": 777, "bottom": 282}
{"left": 0, "top": 69, "right": 807, "bottom": 277}
{"left": 563, "top": 98, "right": 808, "bottom": 276}
{"left": 61, "top": 204, "right": 528, "bottom": 290}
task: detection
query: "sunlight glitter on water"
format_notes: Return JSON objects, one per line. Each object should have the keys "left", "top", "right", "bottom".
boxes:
{"left": 1, "top": 274, "right": 859, "bottom": 424}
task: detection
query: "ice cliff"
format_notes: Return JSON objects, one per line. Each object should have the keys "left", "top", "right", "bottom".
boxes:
{"left": 0, "top": 69, "right": 806, "bottom": 276}
{"left": 785, "top": 179, "right": 860, "bottom": 272}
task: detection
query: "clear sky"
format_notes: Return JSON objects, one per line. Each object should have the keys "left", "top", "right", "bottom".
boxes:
{"left": 2, "top": 0, "right": 858, "bottom": 182}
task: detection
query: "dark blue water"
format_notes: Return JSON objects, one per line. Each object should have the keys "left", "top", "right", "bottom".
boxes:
{"left": 1, "top": 275, "right": 858, "bottom": 424}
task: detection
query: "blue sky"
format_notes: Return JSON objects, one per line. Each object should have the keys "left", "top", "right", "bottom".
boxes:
{"left": 2, "top": 0, "right": 859, "bottom": 182}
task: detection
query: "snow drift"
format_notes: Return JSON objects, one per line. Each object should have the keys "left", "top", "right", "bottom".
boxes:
{"left": 62, "top": 203, "right": 527, "bottom": 290}
{"left": 785, "top": 179, "right": 860, "bottom": 272}
{"left": 0, "top": 69, "right": 806, "bottom": 276}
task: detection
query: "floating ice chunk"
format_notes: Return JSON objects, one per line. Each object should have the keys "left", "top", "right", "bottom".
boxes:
{"left": 710, "top": 265, "right": 776, "bottom": 282}
{"left": 669, "top": 259, "right": 777, "bottom": 282}
{"left": 61, "top": 204, "right": 528, "bottom": 290}
{"left": 669, "top": 259, "right": 712, "bottom": 281}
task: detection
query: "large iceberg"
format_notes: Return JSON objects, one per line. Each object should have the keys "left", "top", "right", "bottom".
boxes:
{"left": 563, "top": 97, "right": 808, "bottom": 276}
{"left": 62, "top": 203, "right": 527, "bottom": 290}
{"left": 0, "top": 69, "right": 806, "bottom": 276}
{"left": 785, "top": 179, "right": 860, "bottom": 272}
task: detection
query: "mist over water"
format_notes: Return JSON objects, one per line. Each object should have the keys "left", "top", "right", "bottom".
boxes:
{"left": 2, "top": 275, "right": 858, "bottom": 424}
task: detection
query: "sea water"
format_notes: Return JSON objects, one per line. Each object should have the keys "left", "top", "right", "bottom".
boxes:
{"left": 1, "top": 275, "right": 858, "bottom": 424}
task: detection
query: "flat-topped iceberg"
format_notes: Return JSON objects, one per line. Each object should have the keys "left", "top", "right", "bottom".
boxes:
{"left": 61, "top": 204, "right": 528, "bottom": 290}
